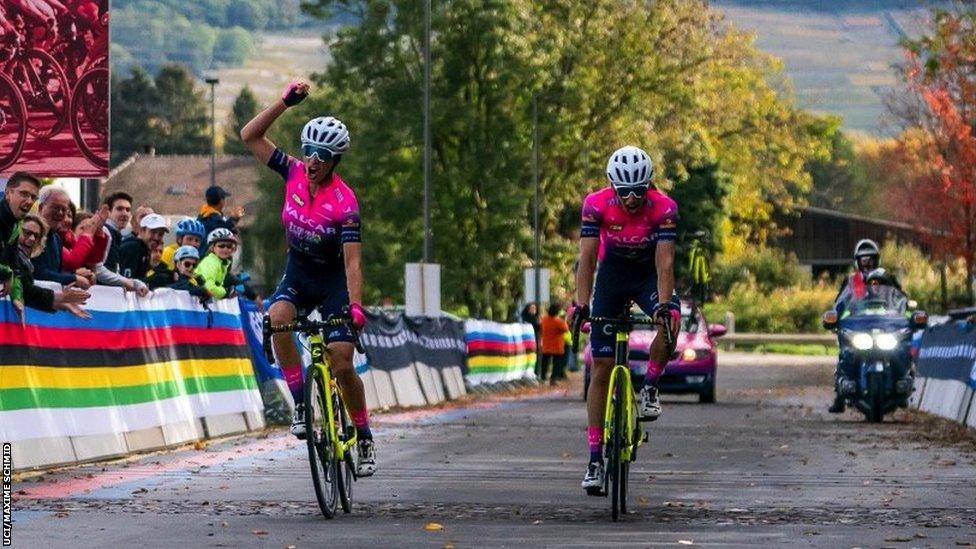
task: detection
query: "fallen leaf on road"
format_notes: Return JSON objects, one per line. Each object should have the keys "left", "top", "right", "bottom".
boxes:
{"left": 779, "top": 444, "right": 789, "bottom": 449}
{"left": 532, "top": 520, "right": 542, "bottom": 525}
{"left": 252, "top": 530, "right": 268, "bottom": 536}
{"left": 131, "top": 487, "right": 148, "bottom": 494}
{"left": 638, "top": 496, "right": 649, "bottom": 505}
{"left": 443, "top": 544, "right": 456, "bottom": 549}
{"left": 193, "top": 441, "right": 207, "bottom": 451}
{"left": 561, "top": 452, "right": 570, "bottom": 458}
{"left": 425, "top": 522, "right": 444, "bottom": 532}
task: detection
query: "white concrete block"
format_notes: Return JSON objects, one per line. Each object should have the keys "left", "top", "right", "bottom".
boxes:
{"left": 202, "top": 413, "right": 248, "bottom": 438}
{"left": 390, "top": 365, "right": 427, "bottom": 407}
{"left": 70, "top": 432, "right": 128, "bottom": 462}
{"left": 10, "top": 437, "right": 76, "bottom": 470}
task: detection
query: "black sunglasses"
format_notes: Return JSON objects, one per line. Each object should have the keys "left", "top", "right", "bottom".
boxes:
{"left": 614, "top": 185, "right": 648, "bottom": 200}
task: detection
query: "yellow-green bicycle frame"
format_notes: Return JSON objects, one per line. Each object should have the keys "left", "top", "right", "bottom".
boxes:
{"left": 602, "top": 330, "right": 642, "bottom": 463}
{"left": 307, "top": 332, "right": 357, "bottom": 464}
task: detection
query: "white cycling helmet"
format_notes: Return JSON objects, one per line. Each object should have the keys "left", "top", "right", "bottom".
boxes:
{"left": 606, "top": 145, "right": 653, "bottom": 189}
{"left": 300, "top": 116, "right": 350, "bottom": 154}
{"left": 207, "top": 228, "right": 238, "bottom": 246}
{"left": 174, "top": 245, "right": 200, "bottom": 262}
{"left": 853, "top": 238, "right": 880, "bottom": 259}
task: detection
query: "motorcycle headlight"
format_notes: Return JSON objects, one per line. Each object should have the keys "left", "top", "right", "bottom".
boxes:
{"left": 874, "top": 333, "right": 899, "bottom": 351}
{"left": 849, "top": 332, "right": 874, "bottom": 350}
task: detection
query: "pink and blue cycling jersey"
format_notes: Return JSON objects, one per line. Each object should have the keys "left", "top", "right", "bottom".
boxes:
{"left": 268, "top": 148, "right": 361, "bottom": 266}
{"left": 580, "top": 186, "right": 678, "bottom": 263}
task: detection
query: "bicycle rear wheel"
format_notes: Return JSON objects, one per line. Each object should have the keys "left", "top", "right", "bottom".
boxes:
{"left": 305, "top": 367, "right": 339, "bottom": 519}
{"left": 0, "top": 73, "right": 27, "bottom": 170}
{"left": 334, "top": 390, "right": 354, "bottom": 513}
{"left": 608, "top": 380, "right": 624, "bottom": 521}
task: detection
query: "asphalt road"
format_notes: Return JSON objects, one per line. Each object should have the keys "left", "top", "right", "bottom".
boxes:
{"left": 11, "top": 353, "right": 976, "bottom": 548}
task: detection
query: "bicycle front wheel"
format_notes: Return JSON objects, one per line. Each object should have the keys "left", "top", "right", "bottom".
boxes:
{"left": 70, "top": 67, "right": 108, "bottom": 169}
{"left": 23, "top": 48, "right": 70, "bottom": 138}
{"left": 334, "top": 390, "right": 354, "bottom": 514}
{"left": 608, "top": 380, "right": 624, "bottom": 521}
{"left": 305, "top": 367, "right": 339, "bottom": 519}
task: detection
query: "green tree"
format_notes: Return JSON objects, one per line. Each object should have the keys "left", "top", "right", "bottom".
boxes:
{"left": 110, "top": 67, "right": 160, "bottom": 165}
{"left": 151, "top": 65, "right": 211, "bottom": 155}
{"left": 109, "top": 64, "right": 210, "bottom": 166}
{"left": 224, "top": 86, "right": 259, "bottom": 155}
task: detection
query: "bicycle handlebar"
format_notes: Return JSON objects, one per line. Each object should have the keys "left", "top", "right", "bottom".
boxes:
{"left": 571, "top": 314, "right": 675, "bottom": 355}
{"left": 262, "top": 314, "right": 367, "bottom": 361}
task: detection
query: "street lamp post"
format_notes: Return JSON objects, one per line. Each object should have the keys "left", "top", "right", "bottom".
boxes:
{"left": 423, "top": 0, "right": 432, "bottom": 263}
{"left": 205, "top": 77, "right": 220, "bottom": 188}
{"left": 532, "top": 95, "right": 540, "bottom": 310}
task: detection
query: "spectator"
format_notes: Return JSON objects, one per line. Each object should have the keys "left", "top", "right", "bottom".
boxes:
{"left": 118, "top": 213, "right": 168, "bottom": 280}
{"left": 198, "top": 185, "right": 243, "bottom": 238}
{"left": 100, "top": 191, "right": 130, "bottom": 274}
{"left": 521, "top": 302, "right": 541, "bottom": 376}
{"left": 145, "top": 245, "right": 176, "bottom": 290}
{"left": 168, "top": 245, "right": 210, "bottom": 302}
{"left": 17, "top": 214, "right": 47, "bottom": 262}
{"left": 128, "top": 204, "right": 154, "bottom": 236}
{"left": 0, "top": 172, "right": 89, "bottom": 318}
{"left": 32, "top": 186, "right": 90, "bottom": 288}
{"left": 160, "top": 218, "right": 205, "bottom": 270}
{"left": 196, "top": 228, "right": 237, "bottom": 299}
{"left": 539, "top": 302, "right": 570, "bottom": 384}
{"left": 62, "top": 205, "right": 110, "bottom": 274}
{"left": 93, "top": 191, "right": 148, "bottom": 296}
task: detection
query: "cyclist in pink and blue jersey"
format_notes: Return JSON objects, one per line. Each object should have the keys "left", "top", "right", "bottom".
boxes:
{"left": 240, "top": 80, "right": 375, "bottom": 476}
{"left": 572, "top": 145, "right": 680, "bottom": 492}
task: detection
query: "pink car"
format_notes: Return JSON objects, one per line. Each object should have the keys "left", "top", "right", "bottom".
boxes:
{"left": 583, "top": 301, "right": 727, "bottom": 403}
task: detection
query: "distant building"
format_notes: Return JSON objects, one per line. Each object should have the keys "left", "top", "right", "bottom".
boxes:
{"left": 776, "top": 206, "right": 931, "bottom": 276}
{"left": 101, "top": 153, "right": 261, "bottom": 226}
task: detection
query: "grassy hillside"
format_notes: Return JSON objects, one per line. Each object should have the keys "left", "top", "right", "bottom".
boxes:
{"left": 714, "top": 0, "right": 937, "bottom": 134}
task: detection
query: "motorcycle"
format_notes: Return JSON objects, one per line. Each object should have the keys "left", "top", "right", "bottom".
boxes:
{"left": 822, "top": 284, "right": 927, "bottom": 422}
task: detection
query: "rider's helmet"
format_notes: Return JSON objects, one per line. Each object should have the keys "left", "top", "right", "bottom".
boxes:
{"left": 207, "top": 228, "right": 238, "bottom": 247}
{"left": 606, "top": 145, "right": 653, "bottom": 198}
{"left": 300, "top": 116, "right": 350, "bottom": 160}
{"left": 864, "top": 267, "right": 890, "bottom": 289}
{"left": 175, "top": 218, "right": 206, "bottom": 241}
{"left": 173, "top": 245, "right": 200, "bottom": 263}
{"left": 853, "top": 239, "right": 880, "bottom": 273}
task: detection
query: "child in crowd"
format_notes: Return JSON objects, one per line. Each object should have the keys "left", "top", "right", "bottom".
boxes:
{"left": 168, "top": 245, "right": 210, "bottom": 301}
{"left": 196, "top": 228, "right": 237, "bottom": 299}
{"left": 161, "top": 218, "right": 206, "bottom": 270}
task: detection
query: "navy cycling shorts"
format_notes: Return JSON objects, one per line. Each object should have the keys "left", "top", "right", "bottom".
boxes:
{"left": 589, "top": 259, "right": 679, "bottom": 358}
{"left": 270, "top": 252, "right": 355, "bottom": 344}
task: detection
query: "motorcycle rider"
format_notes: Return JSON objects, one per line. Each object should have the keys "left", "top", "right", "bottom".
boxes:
{"left": 829, "top": 239, "right": 904, "bottom": 413}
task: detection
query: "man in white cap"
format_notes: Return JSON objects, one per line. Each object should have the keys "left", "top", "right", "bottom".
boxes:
{"left": 118, "top": 212, "right": 169, "bottom": 281}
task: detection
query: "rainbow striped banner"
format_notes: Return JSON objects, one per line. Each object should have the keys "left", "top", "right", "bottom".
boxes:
{"left": 464, "top": 319, "right": 537, "bottom": 386}
{"left": 0, "top": 285, "right": 262, "bottom": 442}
